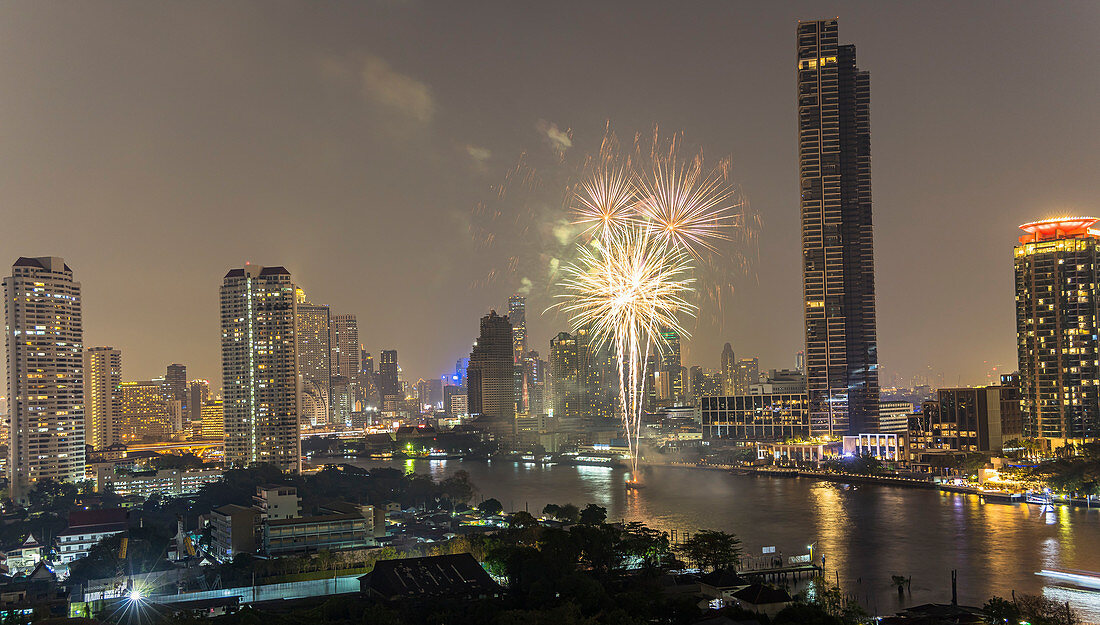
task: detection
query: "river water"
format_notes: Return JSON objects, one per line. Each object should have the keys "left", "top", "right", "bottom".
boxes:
{"left": 324, "top": 457, "right": 1100, "bottom": 621}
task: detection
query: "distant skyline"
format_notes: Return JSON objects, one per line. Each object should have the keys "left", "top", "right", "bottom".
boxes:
{"left": 1, "top": 2, "right": 1096, "bottom": 387}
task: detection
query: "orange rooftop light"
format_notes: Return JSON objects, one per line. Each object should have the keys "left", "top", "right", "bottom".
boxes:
{"left": 1018, "top": 217, "right": 1100, "bottom": 244}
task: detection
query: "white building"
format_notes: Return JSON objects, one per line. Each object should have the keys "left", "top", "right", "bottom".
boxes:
{"left": 97, "top": 467, "right": 223, "bottom": 499}
{"left": 4, "top": 257, "right": 86, "bottom": 503}
{"left": 877, "top": 401, "right": 914, "bottom": 433}
{"left": 56, "top": 509, "right": 128, "bottom": 564}
{"left": 221, "top": 265, "right": 300, "bottom": 473}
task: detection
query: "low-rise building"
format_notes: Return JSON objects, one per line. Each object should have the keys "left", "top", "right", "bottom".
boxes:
{"left": 843, "top": 432, "right": 908, "bottom": 462}
{"left": 756, "top": 440, "right": 841, "bottom": 464}
{"left": 702, "top": 394, "right": 809, "bottom": 441}
{"left": 56, "top": 509, "right": 129, "bottom": 564}
{"left": 263, "top": 502, "right": 382, "bottom": 555}
{"left": 2, "top": 536, "right": 42, "bottom": 576}
{"left": 210, "top": 504, "right": 260, "bottom": 562}
{"left": 96, "top": 467, "right": 222, "bottom": 498}
{"left": 253, "top": 485, "right": 302, "bottom": 520}
{"left": 360, "top": 553, "right": 502, "bottom": 601}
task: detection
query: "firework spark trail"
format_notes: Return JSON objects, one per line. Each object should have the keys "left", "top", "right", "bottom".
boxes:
{"left": 551, "top": 131, "right": 745, "bottom": 476}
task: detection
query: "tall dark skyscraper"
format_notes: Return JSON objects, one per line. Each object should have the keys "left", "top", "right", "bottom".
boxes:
{"left": 797, "top": 18, "right": 879, "bottom": 437}
{"left": 721, "top": 342, "right": 736, "bottom": 396}
{"left": 467, "top": 311, "right": 515, "bottom": 444}
{"left": 165, "top": 363, "right": 187, "bottom": 419}
{"left": 378, "top": 349, "right": 400, "bottom": 399}
{"left": 658, "top": 328, "right": 683, "bottom": 404}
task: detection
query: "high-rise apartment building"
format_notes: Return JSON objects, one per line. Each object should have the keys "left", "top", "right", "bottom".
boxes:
{"left": 523, "top": 350, "right": 546, "bottom": 417}
{"left": 721, "top": 343, "right": 736, "bottom": 396}
{"left": 378, "top": 350, "right": 400, "bottom": 399}
{"left": 1014, "top": 218, "right": 1100, "bottom": 445}
{"left": 797, "top": 18, "right": 879, "bottom": 436}
{"left": 466, "top": 311, "right": 516, "bottom": 444}
{"left": 221, "top": 265, "right": 300, "bottom": 473}
{"left": 4, "top": 257, "right": 85, "bottom": 502}
{"left": 296, "top": 298, "right": 332, "bottom": 426}
{"left": 84, "top": 347, "right": 122, "bottom": 450}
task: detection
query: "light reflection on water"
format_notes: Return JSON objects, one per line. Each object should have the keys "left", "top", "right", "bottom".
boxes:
{"left": 332, "top": 458, "right": 1100, "bottom": 621}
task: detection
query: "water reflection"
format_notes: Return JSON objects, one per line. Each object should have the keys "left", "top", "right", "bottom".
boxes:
{"left": 332, "top": 458, "right": 1100, "bottom": 621}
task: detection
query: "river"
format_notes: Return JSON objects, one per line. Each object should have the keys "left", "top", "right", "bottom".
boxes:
{"left": 322, "top": 457, "right": 1100, "bottom": 621}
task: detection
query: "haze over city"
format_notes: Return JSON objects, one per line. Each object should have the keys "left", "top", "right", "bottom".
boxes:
{"left": 3, "top": 1, "right": 1096, "bottom": 386}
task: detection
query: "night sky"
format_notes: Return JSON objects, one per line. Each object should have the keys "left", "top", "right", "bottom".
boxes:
{"left": 2, "top": 1, "right": 1096, "bottom": 389}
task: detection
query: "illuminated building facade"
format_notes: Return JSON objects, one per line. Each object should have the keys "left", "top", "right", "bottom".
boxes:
{"left": 84, "top": 347, "right": 121, "bottom": 450}
{"left": 1014, "top": 218, "right": 1100, "bottom": 444}
{"left": 220, "top": 265, "right": 300, "bottom": 473}
{"left": 734, "top": 358, "right": 760, "bottom": 394}
{"left": 721, "top": 343, "right": 736, "bottom": 395}
{"left": 118, "top": 380, "right": 176, "bottom": 441}
{"left": 467, "top": 311, "right": 515, "bottom": 443}
{"left": 798, "top": 19, "right": 880, "bottom": 437}
{"left": 509, "top": 295, "right": 528, "bottom": 414}
{"left": 549, "top": 328, "right": 616, "bottom": 442}
{"left": 933, "top": 385, "right": 1017, "bottom": 453}
{"left": 4, "top": 257, "right": 86, "bottom": 502}
{"left": 296, "top": 298, "right": 332, "bottom": 426}
{"left": 658, "top": 328, "right": 683, "bottom": 404}
{"left": 201, "top": 400, "right": 225, "bottom": 440}
{"left": 701, "top": 393, "right": 810, "bottom": 441}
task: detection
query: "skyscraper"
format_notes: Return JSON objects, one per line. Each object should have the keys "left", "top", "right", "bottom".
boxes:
{"left": 166, "top": 363, "right": 188, "bottom": 419}
{"left": 466, "top": 311, "right": 515, "bottom": 444}
{"left": 721, "top": 343, "right": 736, "bottom": 396}
{"left": 549, "top": 328, "right": 615, "bottom": 441}
{"left": 189, "top": 379, "right": 211, "bottom": 431}
{"left": 798, "top": 18, "right": 879, "bottom": 436}
{"left": 330, "top": 314, "right": 360, "bottom": 378}
{"left": 734, "top": 358, "right": 760, "bottom": 395}
{"left": 4, "top": 257, "right": 85, "bottom": 502}
{"left": 508, "top": 295, "right": 527, "bottom": 363}
{"left": 296, "top": 297, "right": 332, "bottom": 426}
{"left": 658, "top": 328, "right": 683, "bottom": 404}
{"left": 84, "top": 347, "right": 122, "bottom": 450}
{"left": 379, "top": 350, "right": 400, "bottom": 399}
{"left": 1014, "top": 218, "right": 1100, "bottom": 445}
{"left": 220, "top": 265, "right": 300, "bottom": 473}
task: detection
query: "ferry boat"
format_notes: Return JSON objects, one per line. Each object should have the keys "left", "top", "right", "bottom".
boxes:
{"left": 1026, "top": 492, "right": 1056, "bottom": 512}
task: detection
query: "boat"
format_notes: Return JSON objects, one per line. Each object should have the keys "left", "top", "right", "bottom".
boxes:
{"left": 1036, "top": 569, "right": 1100, "bottom": 590}
{"left": 625, "top": 481, "right": 645, "bottom": 490}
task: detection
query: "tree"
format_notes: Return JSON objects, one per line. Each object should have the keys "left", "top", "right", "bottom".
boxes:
{"left": 542, "top": 503, "right": 561, "bottom": 518}
{"left": 509, "top": 511, "right": 538, "bottom": 529}
{"left": 579, "top": 503, "right": 606, "bottom": 525}
{"left": 479, "top": 498, "right": 503, "bottom": 516}
{"left": 558, "top": 503, "right": 580, "bottom": 524}
{"left": 440, "top": 470, "right": 476, "bottom": 504}
{"left": 27, "top": 479, "right": 78, "bottom": 515}
{"left": 677, "top": 530, "right": 741, "bottom": 571}
{"left": 151, "top": 452, "right": 205, "bottom": 471}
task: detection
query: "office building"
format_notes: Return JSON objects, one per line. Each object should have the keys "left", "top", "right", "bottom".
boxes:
{"left": 4, "top": 257, "right": 85, "bottom": 502}
{"left": 118, "top": 380, "right": 178, "bottom": 441}
{"left": 467, "top": 311, "right": 515, "bottom": 443}
{"left": 330, "top": 314, "right": 360, "bottom": 378}
{"left": 877, "top": 401, "right": 914, "bottom": 434}
{"left": 798, "top": 19, "right": 880, "bottom": 436}
{"left": 659, "top": 328, "right": 684, "bottom": 403}
{"left": 201, "top": 400, "right": 225, "bottom": 440}
{"left": 165, "top": 364, "right": 188, "bottom": 420}
{"left": 522, "top": 350, "right": 546, "bottom": 417}
{"left": 508, "top": 295, "right": 527, "bottom": 362}
{"left": 83, "top": 347, "right": 122, "bottom": 450}
{"left": 549, "top": 328, "right": 615, "bottom": 441}
{"left": 296, "top": 297, "right": 332, "bottom": 427}
{"left": 721, "top": 343, "right": 736, "bottom": 395}
{"left": 933, "top": 385, "right": 1018, "bottom": 453}
{"left": 1014, "top": 218, "right": 1100, "bottom": 445}
{"left": 749, "top": 369, "right": 806, "bottom": 395}
{"left": 189, "top": 380, "right": 211, "bottom": 430}
{"left": 702, "top": 394, "right": 810, "bottom": 441}
{"left": 220, "top": 265, "right": 300, "bottom": 473}
{"left": 734, "top": 358, "right": 760, "bottom": 394}
{"left": 379, "top": 350, "right": 400, "bottom": 399}
{"left": 689, "top": 366, "right": 722, "bottom": 402}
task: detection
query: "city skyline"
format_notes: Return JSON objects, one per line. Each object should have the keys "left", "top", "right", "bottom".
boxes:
{"left": 0, "top": 3, "right": 1096, "bottom": 387}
